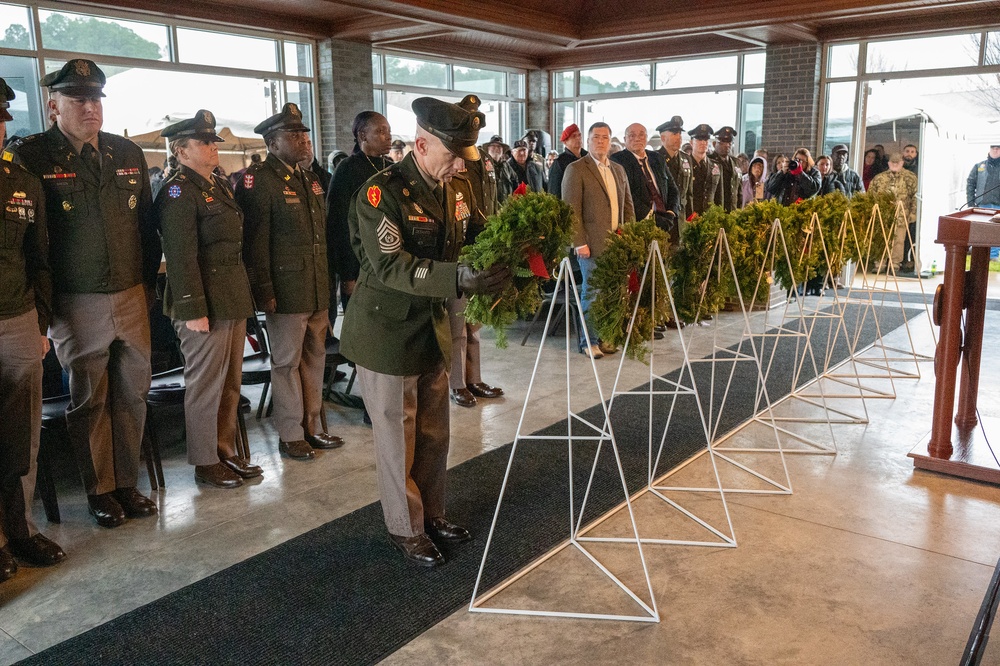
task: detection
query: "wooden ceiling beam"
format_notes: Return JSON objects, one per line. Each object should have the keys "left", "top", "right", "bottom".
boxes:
{"left": 379, "top": 38, "right": 543, "bottom": 71}
{"left": 818, "top": 7, "right": 1000, "bottom": 42}
{"left": 540, "top": 34, "right": 752, "bottom": 70}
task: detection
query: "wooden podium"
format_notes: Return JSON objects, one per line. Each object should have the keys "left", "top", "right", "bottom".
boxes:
{"left": 909, "top": 208, "right": 1000, "bottom": 483}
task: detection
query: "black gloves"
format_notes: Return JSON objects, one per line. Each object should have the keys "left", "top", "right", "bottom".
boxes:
{"left": 457, "top": 263, "right": 512, "bottom": 296}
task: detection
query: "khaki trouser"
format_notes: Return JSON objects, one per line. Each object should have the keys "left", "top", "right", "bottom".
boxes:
{"left": 174, "top": 318, "right": 244, "bottom": 466}
{"left": 0, "top": 308, "right": 42, "bottom": 544}
{"left": 357, "top": 362, "right": 450, "bottom": 537}
{"left": 265, "top": 310, "right": 328, "bottom": 442}
{"left": 50, "top": 284, "right": 150, "bottom": 496}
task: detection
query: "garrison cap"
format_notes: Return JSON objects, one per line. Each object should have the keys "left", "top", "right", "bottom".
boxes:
{"left": 715, "top": 126, "right": 736, "bottom": 142}
{"left": 254, "top": 102, "right": 310, "bottom": 138}
{"left": 40, "top": 59, "right": 106, "bottom": 98}
{"left": 412, "top": 96, "right": 484, "bottom": 161}
{"left": 161, "top": 109, "right": 224, "bottom": 143}
{"left": 656, "top": 116, "right": 684, "bottom": 134}
{"left": 0, "top": 77, "right": 15, "bottom": 122}
{"left": 688, "top": 123, "right": 714, "bottom": 140}
{"left": 831, "top": 143, "right": 849, "bottom": 154}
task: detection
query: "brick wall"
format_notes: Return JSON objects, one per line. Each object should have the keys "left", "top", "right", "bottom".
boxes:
{"left": 761, "top": 43, "right": 822, "bottom": 161}
{"left": 318, "top": 39, "right": 374, "bottom": 159}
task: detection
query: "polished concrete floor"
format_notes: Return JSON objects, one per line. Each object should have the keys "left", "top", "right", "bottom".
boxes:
{"left": 1, "top": 284, "right": 999, "bottom": 665}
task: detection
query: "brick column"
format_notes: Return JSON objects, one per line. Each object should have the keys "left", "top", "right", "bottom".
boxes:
{"left": 761, "top": 43, "right": 822, "bottom": 159}
{"left": 526, "top": 69, "right": 550, "bottom": 136}
{"left": 318, "top": 39, "right": 374, "bottom": 159}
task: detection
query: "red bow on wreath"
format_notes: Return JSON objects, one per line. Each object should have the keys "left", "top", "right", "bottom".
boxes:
{"left": 524, "top": 248, "right": 549, "bottom": 278}
{"left": 512, "top": 182, "right": 528, "bottom": 197}
{"left": 628, "top": 269, "right": 640, "bottom": 294}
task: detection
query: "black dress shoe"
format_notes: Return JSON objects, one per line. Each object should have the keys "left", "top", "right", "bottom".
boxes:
{"left": 653, "top": 329, "right": 664, "bottom": 340}
{"left": 467, "top": 382, "right": 503, "bottom": 399}
{"left": 305, "top": 432, "right": 344, "bottom": 449}
{"left": 87, "top": 493, "right": 126, "bottom": 528}
{"left": 221, "top": 456, "right": 263, "bottom": 479}
{"left": 113, "top": 487, "right": 158, "bottom": 518}
{"left": 654, "top": 324, "right": 667, "bottom": 332}
{"left": 279, "top": 439, "right": 315, "bottom": 460}
{"left": 0, "top": 548, "right": 16, "bottom": 582}
{"left": 451, "top": 388, "right": 477, "bottom": 407}
{"left": 666, "top": 320, "right": 685, "bottom": 329}
{"left": 388, "top": 533, "right": 444, "bottom": 567}
{"left": 195, "top": 463, "right": 244, "bottom": 488}
{"left": 425, "top": 517, "right": 471, "bottom": 543}
{"left": 9, "top": 534, "right": 66, "bottom": 566}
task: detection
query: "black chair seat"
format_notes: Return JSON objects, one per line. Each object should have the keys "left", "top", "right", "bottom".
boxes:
{"left": 38, "top": 395, "right": 72, "bottom": 524}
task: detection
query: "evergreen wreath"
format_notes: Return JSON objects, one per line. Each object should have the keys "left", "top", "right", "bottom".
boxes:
{"left": 461, "top": 190, "right": 575, "bottom": 347}
{"left": 589, "top": 217, "right": 672, "bottom": 362}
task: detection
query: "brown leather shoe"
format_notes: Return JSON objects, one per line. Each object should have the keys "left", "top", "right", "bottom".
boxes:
{"left": 598, "top": 341, "right": 618, "bottom": 355}
{"left": 279, "top": 439, "right": 315, "bottom": 460}
{"left": 9, "top": 534, "right": 66, "bottom": 566}
{"left": 221, "top": 456, "right": 263, "bottom": 479}
{"left": 388, "top": 533, "right": 444, "bottom": 567}
{"left": 305, "top": 432, "right": 344, "bottom": 449}
{"left": 113, "top": 487, "right": 158, "bottom": 518}
{"left": 451, "top": 388, "right": 477, "bottom": 407}
{"left": 195, "top": 463, "right": 244, "bottom": 488}
{"left": 467, "top": 382, "right": 503, "bottom": 399}
{"left": 425, "top": 517, "right": 471, "bottom": 543}
{"left": 87, "top": 492, "right": 126, "bottom": 528}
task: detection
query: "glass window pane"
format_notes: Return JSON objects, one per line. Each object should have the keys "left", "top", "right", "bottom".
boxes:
{"left": 283, "top": 41, "right": 312, "bottom": 77}
{"left": 0, "top": 3, "right": 32, "bottom": 50}
{"left": 656, "top": 55, "right": 737, "bottom": 89}
{"left": 384, "top": 90, "right": 458, "bottom": 140}
{"left": 476, "top": 99, "right": 504, "bottom": 140}
{"left": 509, "top": 101, "right": 524, "bottom": 145}
{"left": 0, "top": 54, "right": 43, "bottom": 138}
{"left": 553, "top": 101, "right": 575, "bottom": 149}
{"left": 986, "top": 32, "right": 1000, "bottom": 66}
{"left": 822, "top": 81, "right": 856, "bottom": 158}
{"left": 554, "top": 71, "right": 574, "bottom": 98}
{"left": 384, "top": 56, "right": 446, "bottom": 89}
{"left": 508, "top": 72, "right": 525, "bottom": 98}
{"left": 373, "top": 88, "right": 385, "bottom": 115}
{"left": 372, "top": 53, "right": 383, "bottom": 85}
{"left": 579, "top": 64, "right": 650, "bottom": 95}
{"left": 743, "top": 52, "right": 766, "bottom": 85}
{"left": 740, "top": 88, "right": 763, "bottom": 154}
{"left": 38, "top": 9, "right": 168, "bottom": 61}
{"left": 828, "top": 43, "right": 858, "bottom": 78}
{"left": 177, "top": 28, "right": 277, "bottom": 72}
{"left": 866, "top": 34, "right": 979, "bottom": 74}
{"left": 585, "top": 91, "right": 738, "bottom": 144}
{"left": 453, "top": 65, "right": 504, "bottom": 95}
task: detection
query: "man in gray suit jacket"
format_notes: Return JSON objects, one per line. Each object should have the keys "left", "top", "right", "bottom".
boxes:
{"left": 562, "top": 122, "right": 635, "bottom": 358}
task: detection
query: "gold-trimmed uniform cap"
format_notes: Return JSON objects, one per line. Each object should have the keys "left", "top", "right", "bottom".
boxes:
{"left": 688, "top": 123, "right": 714, "bottom": 140}
{"left": 412, "top": 96, "right": 484, "bottom": 161}
{"left": 656, "top": 116, "right": 684, "bottom": 134}
{"left": 254, "top": 102, "right": 310, "bottom": 138}
{"left": 714, "top": 125, "right": 736, "bottom": 142}
{"left": 0, "top": 77, "right": 15, "bottom": 122}
{"left": 40, "top": 59, "right": 106, "bottom": 98}
{"left": 161, "top": 109, "right": 224, "bottom": 143}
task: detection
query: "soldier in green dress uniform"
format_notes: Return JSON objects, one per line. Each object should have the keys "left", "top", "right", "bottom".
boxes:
{"left": 688, "top": 123, "right": 722, "bottom": 216}
{"left": 340, "top": 97, "right": 510, "bottom": 567}
{"left": 657, "top": 116, "right": 695, "bottom": 232}
{"left": 711, "top": 126, "right": 742, "bottom": 212}
{"left": 0, "top": 78, "right": 66, "bottom": 578}
{"left": 237, "top": 103, "right": 345, "bottom": 461}
{"left": 11, "top": 59, "right": 160, "bottom": 529}
{"left": 155, "top": 110, "right": 262, "bottom": 489}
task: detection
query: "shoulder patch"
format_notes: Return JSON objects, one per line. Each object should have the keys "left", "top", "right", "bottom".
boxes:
{"left": 367, "top": 185, "right": 382, "bottom": 208}
{"left": 168, "top": 184, "right": 182, "bottom": 198}
{"left": 376, "top": 215, "right": 402, "bottom": 254}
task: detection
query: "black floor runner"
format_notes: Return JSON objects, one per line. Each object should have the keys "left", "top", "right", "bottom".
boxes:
{"left": 19, "top": 304, "right": 915, "bottom": 666}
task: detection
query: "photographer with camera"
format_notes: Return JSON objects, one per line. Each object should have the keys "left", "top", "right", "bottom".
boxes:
{"left": 766, "top": 148, "right": 821, "bottom": 206}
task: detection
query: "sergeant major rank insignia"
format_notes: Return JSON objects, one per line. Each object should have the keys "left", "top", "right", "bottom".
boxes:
{"left": 376, "top": 215, "right": 401, "bottom": 254}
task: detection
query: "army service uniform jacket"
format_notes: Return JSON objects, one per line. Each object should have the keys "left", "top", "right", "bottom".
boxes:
{"left": 341, "top": 152, "right": 474, "bottom": 377}
{"left": 154, "top": 165, "right": 254, "bottom": 322}
{"left": 690, "top": 155, "right": 723, "bottom": 216}
{"left": 11, "top": 125, "right": 159, "bottom": 296}
{"left": 0, "top": 161, "right": 51, "bottom": 332}
{"left": 711, "top": 153, "right": 742, "bottom": 211}
{"left": 237, "top": 153, "right": 330, "bottom": 314}
{"left": 660, "top": 148, "right": 695, "bottom": 221}
{"left": 458, "top": 147, "right": 498, "bottom": 245}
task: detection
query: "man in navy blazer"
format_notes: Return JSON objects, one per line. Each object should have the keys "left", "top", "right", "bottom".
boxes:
{"left": 611, "top": 123, "right": 680, "bottom": 247}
